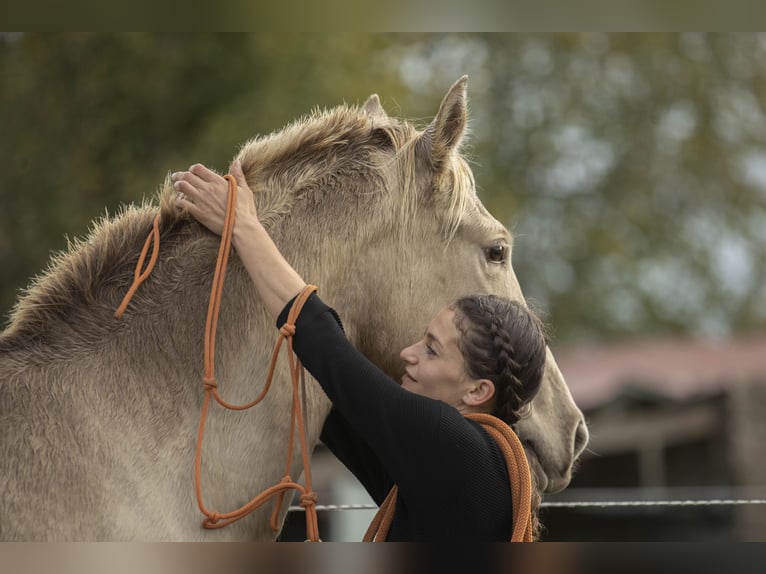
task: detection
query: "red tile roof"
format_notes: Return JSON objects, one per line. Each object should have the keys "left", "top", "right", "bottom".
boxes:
{"left": 553, "top": 334, "right": 766, "bottom": 410}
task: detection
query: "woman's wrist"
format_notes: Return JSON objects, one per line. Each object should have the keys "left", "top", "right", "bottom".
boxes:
{"left": 231, "top": 212, "right": 307, "bottom": 319}
{"left": 232, "top": 213, "right": 266, "bottom": 253}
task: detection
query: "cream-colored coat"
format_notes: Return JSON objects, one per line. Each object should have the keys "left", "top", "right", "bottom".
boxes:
{"left": 0, "top": 77, "right": 588, "bottom": 540}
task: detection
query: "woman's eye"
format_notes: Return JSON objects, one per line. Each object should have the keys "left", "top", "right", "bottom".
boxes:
{"left": 426, "top": 344, "right": 436, "bottom": 356}
{"left": 486, "top": 245, "right": 507, "bottom": 263}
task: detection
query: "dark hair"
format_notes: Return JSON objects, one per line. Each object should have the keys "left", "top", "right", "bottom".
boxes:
{"left": 450, "top": 294, "right": 547, "bottom": 426}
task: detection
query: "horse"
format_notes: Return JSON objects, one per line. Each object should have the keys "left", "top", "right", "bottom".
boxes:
{"left": 0, "top": 76, "right": 588, "bottom": 541}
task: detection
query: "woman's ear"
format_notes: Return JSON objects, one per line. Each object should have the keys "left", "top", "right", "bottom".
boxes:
{"left": 463, "top": 378, "right": 495, "bottom": 407}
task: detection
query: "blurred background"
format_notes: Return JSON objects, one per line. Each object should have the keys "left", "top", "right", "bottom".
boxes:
{"left": 2, "top": 33, "right": 766, "bottom": 541}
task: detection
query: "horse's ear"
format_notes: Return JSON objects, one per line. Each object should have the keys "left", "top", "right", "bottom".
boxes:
{"left": 362, "top": 94, "right": 387, "bottom": 118}
{"left": 421, "top": 75, "right": 468, "bottom": 171}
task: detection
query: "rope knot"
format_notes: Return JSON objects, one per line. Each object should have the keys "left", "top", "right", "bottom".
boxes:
{"left": 299, "top": 492, "right": 318, "bottom": 508}
{"left": 279, "top": 323, "right": 296, "bottom": 337}
{"left": 280, "top": 474, "right": 293, "bottom": 484}
{"left": 202, "top": 376, "right": 218, "bottom": 391}
{"left": 206, "top": 511, "right": 221, "bottom": 526}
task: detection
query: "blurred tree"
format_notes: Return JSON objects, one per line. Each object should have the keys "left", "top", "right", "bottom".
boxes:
{"left": 0, "top": 33, "right": 261, "bottom": 322}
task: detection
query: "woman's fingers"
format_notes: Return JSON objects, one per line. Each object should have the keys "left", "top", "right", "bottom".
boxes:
{"left": 189, "top": 163, "right": 222, "bottom": 184}
{"left": 170, "top": 163, "right": 231, "bottom": 236}
{"left": 229, "top": 159, "right": 257, "bottom": 202}
{"left": 172, "top": 179, "right": 198, "bottom": 198}
{"left": 230, "top": 159, "right": 247, "bottom": 187}
{"left": 171, "top": 161, "right": 257, "bottom": 238}
{"left": 173, "top": 171, "right": 206, "bottom": 195}
{"left": 171, "top": 163, "right": 224, "bottom": 196}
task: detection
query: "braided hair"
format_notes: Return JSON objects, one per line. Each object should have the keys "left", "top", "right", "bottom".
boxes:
{"left": 450, "top": 294, "right": 547, "bottom": 426}
{"left": 450, "top": 294, "right": 548, "bottom": 539}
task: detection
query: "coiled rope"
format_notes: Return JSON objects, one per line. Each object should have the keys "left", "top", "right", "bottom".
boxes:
{"left": 363, "top": 412, "right": 533, "bottom": 542}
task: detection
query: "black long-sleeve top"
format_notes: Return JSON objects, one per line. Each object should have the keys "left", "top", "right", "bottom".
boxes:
{"left": 277, "top": 292, "right": 513, "bottom": 541}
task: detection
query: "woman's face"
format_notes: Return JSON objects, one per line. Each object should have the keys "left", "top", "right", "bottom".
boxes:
{"left": 399, "top": 307, "right": 476, "bottom": 409}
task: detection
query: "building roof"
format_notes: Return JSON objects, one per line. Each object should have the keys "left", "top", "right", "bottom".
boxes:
{"left": 553, "top": 333, "right": 766, "bottom": 411}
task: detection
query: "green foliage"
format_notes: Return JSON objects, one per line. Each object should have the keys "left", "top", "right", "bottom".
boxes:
{"left": 0, "top": 33, "right": 258, "bottom": 321}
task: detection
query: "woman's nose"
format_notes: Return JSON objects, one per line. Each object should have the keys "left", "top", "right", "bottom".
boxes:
{"left": 400, "top": 343, "right": 417, "bottom": 364}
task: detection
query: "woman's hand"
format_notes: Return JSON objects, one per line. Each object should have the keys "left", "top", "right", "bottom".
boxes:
{"left": 172, "top": 159, "right": 306, "bottom": 319}
{"left": 171, "top": 160, "right": 257, "bottom": 236}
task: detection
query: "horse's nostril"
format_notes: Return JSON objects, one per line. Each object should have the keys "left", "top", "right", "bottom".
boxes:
{"left": 573, "top": 418, "right": 589, "bottom": 457}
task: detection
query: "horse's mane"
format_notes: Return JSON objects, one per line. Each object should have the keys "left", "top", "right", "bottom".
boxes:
{"left": 0, "top": 190, "right": 206, "bottom": 355}
{"left": 1, "top": 102, "right": 474, "bottom": 355}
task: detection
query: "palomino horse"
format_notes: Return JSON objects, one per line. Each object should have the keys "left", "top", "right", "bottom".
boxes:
{"left": 0, "top": 77, "right": 588, "bottom": 541}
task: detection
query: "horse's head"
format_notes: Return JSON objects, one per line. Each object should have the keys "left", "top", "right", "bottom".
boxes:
{"left": 234, "top": 76, "right": 588, "bottom": 493}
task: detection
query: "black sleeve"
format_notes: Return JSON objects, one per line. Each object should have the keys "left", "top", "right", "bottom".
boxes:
{"left": 319, "top": 407, "right": 392, "bottom": 505}
{"left": 276, "top": 292, "right": 491, "bottom": 504}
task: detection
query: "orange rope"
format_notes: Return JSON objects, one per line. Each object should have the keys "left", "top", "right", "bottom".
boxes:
{"left": 363, "top": 412, "right": 533, "bottom": 542}
{"left": 115, "top": 174, "right": 322, "bottom": 541}
{"left": 468, "top": 413, "right": 533, "bottom": 542}
{"left": 114, "top": 214, "right": 161, "bottom": 320}
{"left": 363, "top": 484, "right": 398, "bottom": 542}
{"left": 194, "top": 282, "right": 319, "bottom": 537}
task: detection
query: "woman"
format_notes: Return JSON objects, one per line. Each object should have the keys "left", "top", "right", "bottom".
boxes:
{"left": 171, "top": 161, "right": 548, "bottom": 542}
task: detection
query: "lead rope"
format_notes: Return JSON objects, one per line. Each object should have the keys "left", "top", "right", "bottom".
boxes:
{"left": 115, "top": 175, "right": 322, "bottom": 541}
{"left": 363, "top": 412, "right": 533, "bottom": 542}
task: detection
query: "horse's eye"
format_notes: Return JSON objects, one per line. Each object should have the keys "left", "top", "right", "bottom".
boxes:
{"left": 486, "top": 245, "right": 508, "bottom": 263}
